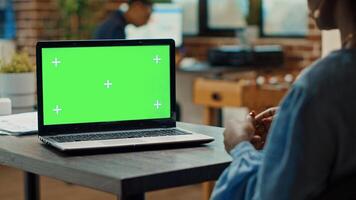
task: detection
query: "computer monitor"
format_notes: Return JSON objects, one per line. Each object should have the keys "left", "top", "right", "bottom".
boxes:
{"left": 199, "top": 0, "right": 247, "bottom": 36}
{"left": 261, "top": 0, "right": 308, "bottom": 37}
{"left": 207, "top": 0, "right": 246, "bottom": 30}
{"left": 126, "top": 3, "right": 183, "bottom": 47}
{"left": 172, "top": 0, "right": 199, "bottom": 35}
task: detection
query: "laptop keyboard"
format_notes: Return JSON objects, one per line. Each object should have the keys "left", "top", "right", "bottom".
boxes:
{"left": 49, "top": 129, "right": 192, "bottom": 143}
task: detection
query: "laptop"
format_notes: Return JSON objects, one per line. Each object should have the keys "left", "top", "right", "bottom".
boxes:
{"left": 36, "top": 39, "right": 213, "bottom": 151}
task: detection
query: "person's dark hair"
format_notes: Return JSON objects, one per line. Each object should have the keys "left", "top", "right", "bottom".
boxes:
{"left": 128, "top": 0, "right": 152, "bottom": 6}
{"left": 351, "top": 0, "right": 356, "bottom": 22}
{"left": 310, "top": 0, "right": 337, "bottom": 30}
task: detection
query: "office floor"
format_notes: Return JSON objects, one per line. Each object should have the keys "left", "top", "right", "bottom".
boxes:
{"left": 0, "top": 165, "right": 202, "bottom": 200}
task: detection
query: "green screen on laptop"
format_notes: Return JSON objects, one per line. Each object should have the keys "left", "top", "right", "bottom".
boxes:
{"left": 41, "top": 45, "right": 171, "bottom": 126}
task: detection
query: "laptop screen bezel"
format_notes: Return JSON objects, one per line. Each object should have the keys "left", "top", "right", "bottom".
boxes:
{"left": 36, "top": 39, "right": 176, "bottom": 136}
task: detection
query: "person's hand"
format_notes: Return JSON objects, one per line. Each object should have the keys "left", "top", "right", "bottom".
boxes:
{"left": 249, "top": 107, "right": 278, "bottom": 149}
{"left": 223, "top": 107, "right": 278, "bottom": 153}
{"left": 223, "top": 118, "right": 255, "bottom": 153}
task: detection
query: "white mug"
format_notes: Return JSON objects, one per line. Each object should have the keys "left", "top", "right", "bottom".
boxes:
{"left": 0, "top": 98, "right": 12, "bottom": 116}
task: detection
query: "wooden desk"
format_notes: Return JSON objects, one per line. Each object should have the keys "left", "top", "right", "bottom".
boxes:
{"left": 0, "top": 122, "right": 231, "bottom": 200}
{"left": 194, "top": 77, "right": 288, "bottom": 121}
{"left": 193, "top": 77, "right": 288, "bottom": 200}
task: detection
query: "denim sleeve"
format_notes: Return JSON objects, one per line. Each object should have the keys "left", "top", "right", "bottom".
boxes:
{"left": 211, "top": 82, "right": 336, "bottom": 200}
{"left": 210, "top": 141, "right": 263, "bottom": 200}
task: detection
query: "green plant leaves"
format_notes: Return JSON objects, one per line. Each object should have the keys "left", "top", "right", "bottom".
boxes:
{"left": 0, "top": 52, "right": 35, "bottom": 73}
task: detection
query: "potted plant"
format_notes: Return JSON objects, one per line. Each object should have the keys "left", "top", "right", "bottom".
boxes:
{"left": 0, "top": 52, "right": 36, "bottom": 113}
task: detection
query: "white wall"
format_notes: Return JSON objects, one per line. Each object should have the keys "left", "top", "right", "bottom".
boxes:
{"left": 322, "top": 30, "right": 341, "bottom": 57}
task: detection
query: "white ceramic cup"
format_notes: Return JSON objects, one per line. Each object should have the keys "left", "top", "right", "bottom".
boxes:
{"left": 0, "top": 98, "right": 12, "bottom": 116}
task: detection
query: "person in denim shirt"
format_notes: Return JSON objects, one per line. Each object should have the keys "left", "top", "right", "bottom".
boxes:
{"left": 211, "top": 0, "right": 356, "bottom": 199}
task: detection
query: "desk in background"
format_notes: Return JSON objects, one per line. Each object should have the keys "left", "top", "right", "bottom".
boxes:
{"left": 178, "top": 59, "right": 294, "bottom": 125}
{"left": 194, "top": 77, "right": 288, "bottom": 125}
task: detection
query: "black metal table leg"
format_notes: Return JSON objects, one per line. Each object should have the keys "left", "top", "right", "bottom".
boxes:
{"left": 24, "top": 172, "right": 40, "bottom": 200}
{"left": 120, "top": 193, "right": 145, "bottom": 200}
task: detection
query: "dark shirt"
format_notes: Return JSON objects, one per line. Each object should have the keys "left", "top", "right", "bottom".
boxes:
{"left": 211, "top": 49, "right": 356, "bottom": 200}
{"left": 94, "top": 10, "right": 127, "bottom": 39}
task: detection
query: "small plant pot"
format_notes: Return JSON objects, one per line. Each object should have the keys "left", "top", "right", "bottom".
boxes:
{"left": 0, "top": 72, "right": 36, "bottom": 113}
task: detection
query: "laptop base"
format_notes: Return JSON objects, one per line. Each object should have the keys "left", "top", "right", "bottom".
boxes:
{"left": 39, "top": 128, "right": 213, "bottom": 151}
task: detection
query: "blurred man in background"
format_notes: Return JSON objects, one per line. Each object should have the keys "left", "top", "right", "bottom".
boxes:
{"left": 94, "top": 0, "right": 152, "bottom": 39}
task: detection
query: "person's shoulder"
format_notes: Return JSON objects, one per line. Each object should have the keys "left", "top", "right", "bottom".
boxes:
{"left": 295, "top": 49, "right": 356, "bottom": 96}
{"left": 112, "top": 10, "right": 125, "bottom": 18}
{"left": 102, "top": 10, "right": 124, "bottom": 23}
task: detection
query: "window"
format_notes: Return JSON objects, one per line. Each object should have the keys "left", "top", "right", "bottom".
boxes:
{"left": 199, "top": 0, "right": 248, "bottom": 36}
{"left": 261, "top": 0, "right": 308, "bottom": 37}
